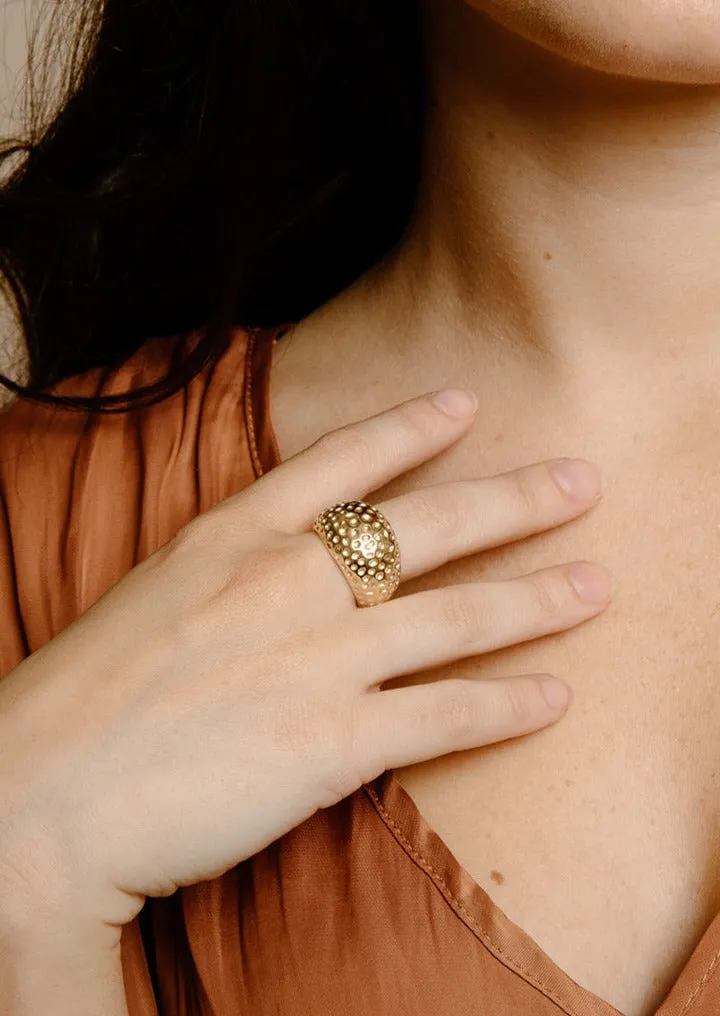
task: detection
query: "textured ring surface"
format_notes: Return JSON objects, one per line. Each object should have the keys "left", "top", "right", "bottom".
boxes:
{"left": 312, "top": 500, "right": 401, "bottom": 608}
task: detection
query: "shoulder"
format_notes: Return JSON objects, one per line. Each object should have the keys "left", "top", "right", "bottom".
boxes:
{"left": 0, "top": 324, "right": 281, "bottom": 660}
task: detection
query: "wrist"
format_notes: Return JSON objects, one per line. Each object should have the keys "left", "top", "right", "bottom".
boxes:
{"left": 0, "top": 857, "right": 124, "bottom": 948}
{"left": 0, "top": 919, "right": 126, "bottom": 1016}
{"left": 0, "top": 826, "right": 121, "bottom": 949}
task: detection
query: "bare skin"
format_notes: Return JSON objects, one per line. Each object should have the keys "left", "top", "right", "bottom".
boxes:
{"left": 267, "top": 4, "right": 720, "bottom": 1015}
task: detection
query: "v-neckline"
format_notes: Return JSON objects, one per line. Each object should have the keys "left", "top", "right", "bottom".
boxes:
{"left": 364, "top": 770, "right": 720, "bottom": 1016}
{"left": 245, "top": 321, "right": 720, "bottom": 1016}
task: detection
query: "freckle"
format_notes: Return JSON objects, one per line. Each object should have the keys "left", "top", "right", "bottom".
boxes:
{"left": 495, "top": 431, "right": 505, "bottom": 443}
{"left": 486, "top": 130, "right": 496, "bottom": 141}
{"left": 543, "top": 251, "right": 553, "bottom": 261}
{"left": 490, "top": 870, "right": 505, "bottom": 885}
{"left": 564, "top": 778, "right": 573, "bottom": 788}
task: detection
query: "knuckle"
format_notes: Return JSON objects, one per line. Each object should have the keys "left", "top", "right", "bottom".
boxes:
{"left": 240, "top": 537, "right": 303, "bottom": 599}
{"left": 436, "top": 681, "right": 480, "bottom": 740}
{"left": 338, "top": 702, "right": 381, "bottom": 792}
{"left": 384, "top": 604, "right": 433, "bottom": 651}
{"left": 510, "top": 466, "right": 545, "bottom": 518}
{"left": 394, "top": 398, "right": 446, "bottom": 439}
{"left": 289, "top": 533, "right": 341, "bottom": 599}
{"left": 164, "top": 517, "right": 207, "bottom": 555}
{"left": 163, "top": 511, "right": 240, "bottom": 559}
{"left": 313, "top": 427, "right": 378, "bottom": 473}
{"left": 272, "top": 695, "right": 339, "bottom": 762}
{"left": 296, "top": 531, "right": 325, "bottom": 569}
{"left": 270, "top": 695, "right": 362, "bottom": 805}
{"left": 151, "top": 518, "right": 216, "bottom": 576}
{"left": 526, "top": 572, "right": 563, "bottom": 619}
{"left": 503, "top": 680, "right": 538, "bottom": 724}
{"left": 405, "top": 485, "right": 468, "bottom": 542}
{"left": 206, "top": 535, "right": 304, "bottom": 613}
{"left": 439, "top": 588, "right": 486, "bottom": 647}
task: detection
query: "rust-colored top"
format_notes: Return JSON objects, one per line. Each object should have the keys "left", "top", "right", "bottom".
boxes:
{"left": 2, "top": 325, "right": 720, "bottom": 1016}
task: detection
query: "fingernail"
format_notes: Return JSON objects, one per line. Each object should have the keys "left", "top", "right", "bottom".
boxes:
{"left": 430, "top": 389, "right": 479, "bottom": 417}
{"left": 568, "top": 562, "right": 615, "bottom": 604}
{"left": 551, "top": 459, "right": 605, "bottom": 501}
{"left": 539, "top": 677, "right": 573, "bottom": 711}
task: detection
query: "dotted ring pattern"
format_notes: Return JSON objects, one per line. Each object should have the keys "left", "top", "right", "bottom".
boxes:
{"left": 313, "top": 500, "right": 402, "bottom": 607}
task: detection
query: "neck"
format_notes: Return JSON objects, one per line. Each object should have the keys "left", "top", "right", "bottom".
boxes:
{"left": 376, "top": 7, "right": 720, "bottom": 379}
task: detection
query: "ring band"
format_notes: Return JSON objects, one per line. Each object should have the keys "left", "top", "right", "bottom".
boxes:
{"left": 313, "top": 500, "right": 401, "bottom": 608}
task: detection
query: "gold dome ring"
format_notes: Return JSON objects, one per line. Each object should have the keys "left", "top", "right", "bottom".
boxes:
{"left": 312, "top": 500, "right": 401, "bottom": 608}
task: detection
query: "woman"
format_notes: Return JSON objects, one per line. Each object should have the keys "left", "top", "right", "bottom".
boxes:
{"left": 0, "top": 1, "right": 715, "bottom": 1014}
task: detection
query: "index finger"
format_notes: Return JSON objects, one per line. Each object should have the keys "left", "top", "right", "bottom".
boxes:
{"left": 239, "top": 389, "right": 479, "bottom": 531}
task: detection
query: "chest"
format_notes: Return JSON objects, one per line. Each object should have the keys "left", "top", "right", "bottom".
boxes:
{"left": 269, "top": 336, "right": 720, "bottom": 1015}
{"left": 381, "top": 433, "right": 720, "bottom": 1016}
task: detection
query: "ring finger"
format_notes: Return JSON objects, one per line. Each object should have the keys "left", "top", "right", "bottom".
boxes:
{"left": 343, "top": 560, "right": 614, "bottom": 689}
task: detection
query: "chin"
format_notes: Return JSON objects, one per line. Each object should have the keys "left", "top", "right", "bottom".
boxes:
{"left": 469, "top": 0, "right": 720, "bottom": 84}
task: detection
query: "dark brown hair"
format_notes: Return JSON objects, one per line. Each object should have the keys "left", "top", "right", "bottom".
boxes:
{"left": 0, "top": 0, "right": 426, "bottom": 412}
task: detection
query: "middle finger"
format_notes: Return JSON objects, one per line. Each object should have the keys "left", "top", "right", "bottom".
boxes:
{"left": 374, "top": 458, "right": 603, "bottom": 581}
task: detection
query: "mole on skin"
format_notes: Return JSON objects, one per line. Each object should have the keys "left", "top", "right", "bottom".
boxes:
{"left": 490, "top": 870, "right": 506, "bottom": 886}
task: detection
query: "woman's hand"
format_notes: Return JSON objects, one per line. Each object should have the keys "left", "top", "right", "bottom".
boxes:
{"left": 0, "top": 387, "right": 611, "bottom": 941}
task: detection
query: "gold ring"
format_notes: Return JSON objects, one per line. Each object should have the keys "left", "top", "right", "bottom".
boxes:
{"left": 313, "top": 500, "right": 401, "bottom": 608}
